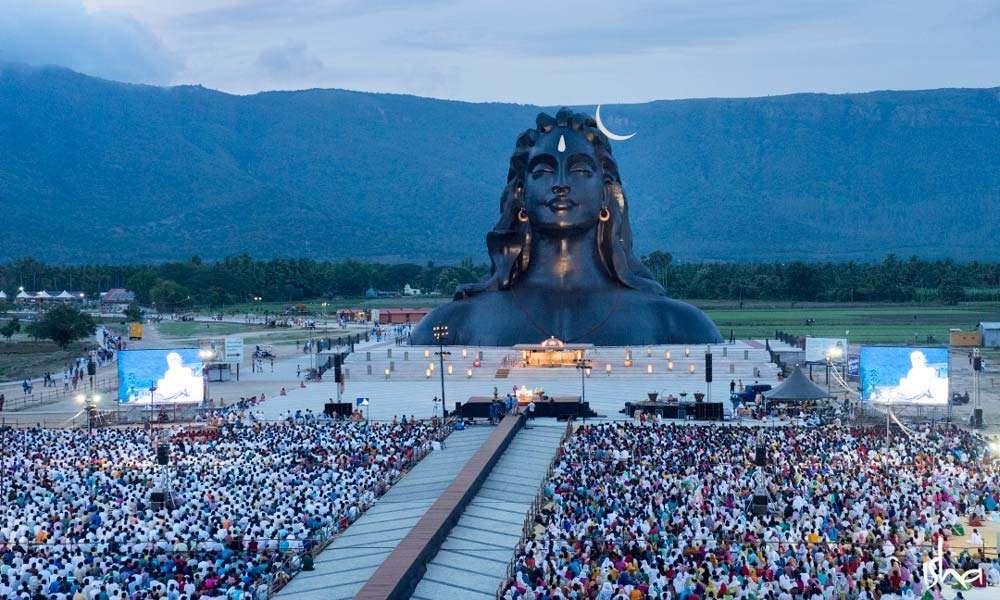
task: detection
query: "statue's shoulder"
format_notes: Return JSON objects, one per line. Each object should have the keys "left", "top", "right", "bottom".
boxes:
{"left": 621, "top": 291, "right": 723, "bottom": 343}
{"left": 410, "top": 293, "right": 505, "bottom": 345}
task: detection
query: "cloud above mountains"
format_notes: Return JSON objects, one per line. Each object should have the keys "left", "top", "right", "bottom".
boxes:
{"left": 255, "top": 41, "right": 324, "bottom": 79}
{"left": 5, "top": 0, "right": 999, "bottom": 103}
{"left": 1, "top": 0, "right": 179, "bottom": 84}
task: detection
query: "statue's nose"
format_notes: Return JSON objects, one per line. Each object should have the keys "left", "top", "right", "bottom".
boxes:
{"left": 551, "top": 184, "right": 570, "bottom": 195}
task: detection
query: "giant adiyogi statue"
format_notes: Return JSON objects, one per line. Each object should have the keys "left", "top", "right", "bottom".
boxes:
{"left": 410, "top": 108, "right": 722, "bottom": 347}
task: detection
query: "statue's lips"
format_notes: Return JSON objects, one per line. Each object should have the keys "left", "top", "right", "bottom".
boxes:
{"left": 545, "top": 199, "right": 577, "bottom": 211}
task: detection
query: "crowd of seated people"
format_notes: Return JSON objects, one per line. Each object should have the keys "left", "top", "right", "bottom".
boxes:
{"left": 503, "top": 422, "right": 1000, "bottom": 599}
{"left": 0, "top": 415, "right": 435, "bottom": 599}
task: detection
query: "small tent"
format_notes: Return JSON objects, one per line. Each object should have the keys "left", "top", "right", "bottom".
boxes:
{"left": 764, "top": 365, "right": 833, "bottom": 403}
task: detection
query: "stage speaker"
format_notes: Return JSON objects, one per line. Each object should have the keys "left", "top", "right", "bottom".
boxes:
{"left": 751, "top": 494, "right": 769, "bottom": 516}
{"left": 156, "top": 444, "right": 170, "bottom": 466}
{"left": 324, "top": 402, "right": 336, "bottom": 417}
{"left": 974, "top": 408, "right": 983, "bottom": 427}
{"left": 973, "top": 356, "right": 983, "bottom": 371}
{"left": 754, "top": 445, "right": 767, "bottom": 467}
{"left": 705, "top": 353, "right": 713, "bottom": 383}
{"left": 150, "top": 490, "right": 165, "bottom": 508}
{"left": 334, "top": 353, "right": 344, "bottom": 383}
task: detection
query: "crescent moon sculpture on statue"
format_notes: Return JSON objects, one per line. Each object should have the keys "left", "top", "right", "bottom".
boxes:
{"left": 594, "top": 104, "right": 636, "bottom": 141}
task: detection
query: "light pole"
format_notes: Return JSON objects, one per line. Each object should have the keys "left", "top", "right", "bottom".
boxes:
{"left": 575, "top": 359, "right": 592, "bottom": 422}
{"left": 76, "top": 392, "right": 101, "bottom": 437}
{"left": 360, "top": 397, "right": 370, "bottom": 426}
{"left": 825, "top": 346, "right": 843, "bottom": 395}
{"left": 432, "top": 325, "right": 451, "bottom": 420}
{"left": 76, "top": 392, "right": 101, "bottom": 500}
{"left": 199, "top": 348, "right": 215, "bottom": 405}
{"left": 973, "top": 348, "right": 983, "bottom": 428}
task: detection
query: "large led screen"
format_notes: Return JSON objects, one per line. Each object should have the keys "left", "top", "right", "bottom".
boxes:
{"left": 805, "top": 337, "right": 848, "bottom": 363}
{"left": 860, "top": 346, "right": 948, "bottom": 405}
{"left": 118, "top": 348, "right": 204, "bottom": 404}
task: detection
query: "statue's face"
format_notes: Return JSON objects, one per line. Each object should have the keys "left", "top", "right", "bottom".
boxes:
{"left": 523, "top": 129, "right": 605, "bottom": 233}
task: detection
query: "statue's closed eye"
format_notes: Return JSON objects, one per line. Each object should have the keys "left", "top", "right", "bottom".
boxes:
{"left": 531, "top": 164, "right": 554, "bottom": 178}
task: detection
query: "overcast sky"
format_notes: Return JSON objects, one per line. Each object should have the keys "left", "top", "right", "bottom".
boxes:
{"left": 2, "top": 0, "right": 998, "bottom": 104}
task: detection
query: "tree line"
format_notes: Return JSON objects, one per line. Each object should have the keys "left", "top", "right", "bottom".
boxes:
{"left": 0, "top": 253, "right": 998, "bottom": 309}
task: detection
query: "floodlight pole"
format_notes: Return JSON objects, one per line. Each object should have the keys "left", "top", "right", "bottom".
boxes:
{"left": 432, "top": 325, "right": 450, "bottom": 421}
{"left": 886, "top": 405, "right": 891, "bottom": 445}
{"left": 76, "top": 392, "right": 100, "bottom": 501}
{"left": 575, "top": 359, "right": 592, "bottom": 423}
{"left": 974, "top": 348, "right": 982, "bottom": 428}
{"left": 826, "top": 355, "right": 832, "bottom": 394}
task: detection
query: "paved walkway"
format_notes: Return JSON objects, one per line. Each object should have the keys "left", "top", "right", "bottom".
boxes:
{"left": 411, "top": 419, "right": 567, "bottom": 599}
{"left": 276, "top": 424, "right": 496, "bottom": 600}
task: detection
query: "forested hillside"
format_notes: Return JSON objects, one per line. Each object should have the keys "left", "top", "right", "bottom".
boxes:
{"left": 2, "top": 63, "right": 998, "bottom": 263}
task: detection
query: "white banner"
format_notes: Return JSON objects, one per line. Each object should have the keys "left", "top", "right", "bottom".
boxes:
{"left": 225, "top": 336, "right": 245, "bottom": 363}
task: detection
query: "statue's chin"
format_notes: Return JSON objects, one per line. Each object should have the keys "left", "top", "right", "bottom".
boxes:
{"left": 530, "top": 219, "right": 598, "bottom": 236}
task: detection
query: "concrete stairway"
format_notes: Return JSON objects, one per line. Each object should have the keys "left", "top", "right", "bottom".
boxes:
{"left": 276, "top": 425, "right": 495, "bottom": 600}
{"left": 410, "top": 419, "right": 567, "bottom": 599}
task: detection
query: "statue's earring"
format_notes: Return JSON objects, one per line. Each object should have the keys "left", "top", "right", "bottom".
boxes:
{"left": 599, "top": 205, "right": 611, "bottom": 222}
{"left": 517, "top": 207, "right": 529, "bottom": 223}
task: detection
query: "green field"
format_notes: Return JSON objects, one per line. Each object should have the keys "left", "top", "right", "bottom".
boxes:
{"left": 156, "top": 321, "right": 264, "bottom": 338}
{"left": 702, "top": 302, "right": 999, "bottom": 344}
{"left": 170, "top": 299, "right": 999, "bottom": 345}
{"left": 187, "top": 295, "right": 451, "bottom": 316}
{"left": 0, "top": 339, "right": 94, "bottom": 380}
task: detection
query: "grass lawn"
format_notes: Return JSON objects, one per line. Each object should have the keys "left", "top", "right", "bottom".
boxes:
{"left": 702, "top": 302, "right": 1000, "bottom": 344}
{"left": 156, "top": 321, "right": 264, "bottom": 339}
{"left": 191, "top": 296, "right": 451, "bottom": 315}
{"left": 0, "top": 339, "right": 94, "bottom": 381}
{"left": 164, "top": 299, "right": 998, "bottom": 345}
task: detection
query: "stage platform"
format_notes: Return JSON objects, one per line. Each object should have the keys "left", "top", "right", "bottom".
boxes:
{"left": 623, "top": 400, "right": 724, "bottom": 421}
{"left": 456, "top": 395, "right": 597, "bottom": 419}
{"left": 253, "top": 340, "right": 781, "bottom": 423}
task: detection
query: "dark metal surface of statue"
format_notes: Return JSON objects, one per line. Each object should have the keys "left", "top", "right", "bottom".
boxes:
{"left": 410, "top": 108, "right": 722, "bottom": 346}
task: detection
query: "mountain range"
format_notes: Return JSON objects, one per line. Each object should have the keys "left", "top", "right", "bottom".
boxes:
{"left": 1, "top": 63, "right": 998, "bottom": 264}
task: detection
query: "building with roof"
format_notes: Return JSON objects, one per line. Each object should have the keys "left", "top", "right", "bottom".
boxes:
{"left": 377, "top": 308, "right": 429, "bottom": 325}
{"left": 12, "top": 290, "right": 84, "bottom": 305}
{"left": 100, "top": 288, "right": 136, "bottom": 309}
{"left": 979, "top": 322, "right": 1000, "bottom": 348}
{"left": 52, "top": 290, "right": 85, "bottom": 303}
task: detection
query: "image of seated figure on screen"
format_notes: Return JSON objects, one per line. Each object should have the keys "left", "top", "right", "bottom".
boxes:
{"left": 154, "top": 351, "right": 203, "bottom": 402}
{"left": 867, "top": 349, "right": 948, "bottom": 405}
{"left": 119, "top": 348, "right": 205, "bottom": 404}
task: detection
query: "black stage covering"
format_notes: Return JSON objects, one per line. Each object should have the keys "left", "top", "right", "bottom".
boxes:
{"left": 323, "top": 402, "right": 354, "bottom": 418}
{"left": 456, "top": 396, "right": 597, "bottom": 420}
{"left": 623, "top": 400, "right": 724, "bottom": 421}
